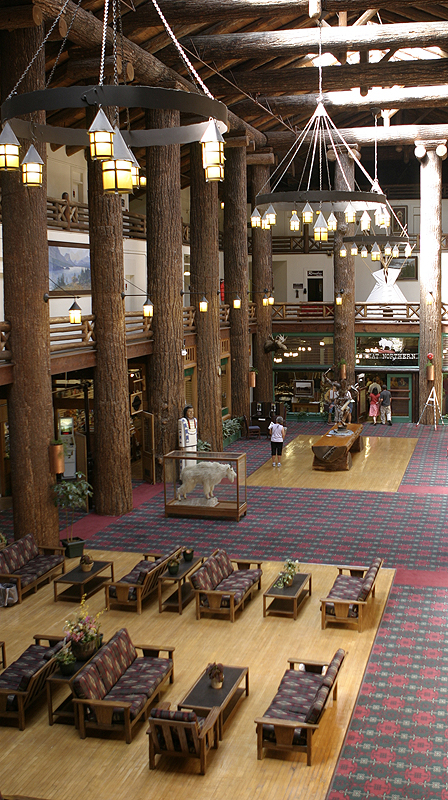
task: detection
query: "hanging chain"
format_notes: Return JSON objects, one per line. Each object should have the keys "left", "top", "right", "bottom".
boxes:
{"left": 317, "top": 20, "right": 323, "bottom": 101}
{"left": 149, "top": 0, "right": 214, "bottom": 98}
{"left": 374, "top": 112, "right": 378, "bottom": 184}
{"left": 99, "top": 0, "right": 111, "bottom": 86}
{"left": 46, "top": 0, "right": 83, "bottom": 88}
{"left": 6, "top": 0, "right": 72, "bottom": 100}
{"left": 117, "top": 0, "right": 131, "bottom": 131}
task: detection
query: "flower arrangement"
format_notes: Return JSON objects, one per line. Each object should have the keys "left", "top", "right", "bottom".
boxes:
{"left": 0, "top": 532, "right": 7, "bottom": 549}
{"left": 207, "top": 662, "right": 224, "bottom": 682}
{"left": 63, "top": 595, "right": 103, "bottom": 644}
{"left": 55, "top": 643, "right": 76, "bottom": 666}
{"left": 427, "top": 352, "right": 434, "bottom": 367}
{"left": 275, "top": 558, "right": 300, "bottom": 588}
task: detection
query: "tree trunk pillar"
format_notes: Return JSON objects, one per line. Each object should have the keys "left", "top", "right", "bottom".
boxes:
{"left": 190, "top": 142, "right": 223, "bottom": 451}
{"left": 333, "top": 148, "right": 356, "bottom": 386}
{"left": 146, "top": 109, "right": 184, "bottom": 478}
{"left": 223, "top": 146, "right": 250, "bottom": 420}
{"left": 0, "top": 26, "right": 59, "bottom": 544}
{"left": 87, "top": 121, "right": 133, "bottom": 516}
{"left": 416, "top": 144, "right": 443, "bottom": 423}
{"left": 250, "top": 164, "right": 273, "bottom": 401}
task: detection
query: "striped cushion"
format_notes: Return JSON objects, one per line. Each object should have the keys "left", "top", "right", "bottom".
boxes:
{"left": 305, "top": 685, "right": 330, "bottom": 724}
{"left": 322, "top": 649, "right": 345, "bottom": 688}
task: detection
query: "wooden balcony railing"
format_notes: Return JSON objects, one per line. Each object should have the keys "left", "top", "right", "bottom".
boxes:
{"left": 272, "top": 302, "right": 428, "bottom": 323}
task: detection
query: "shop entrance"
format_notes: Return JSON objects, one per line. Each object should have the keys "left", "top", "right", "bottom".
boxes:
{"left": 388, "top": 374, "right": 412, "bottom": 423}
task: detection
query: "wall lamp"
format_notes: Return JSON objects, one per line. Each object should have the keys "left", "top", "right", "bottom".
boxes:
{"left": 121, "top": 278, "right": 154, "bottom": 317}
{"left": 335, "top": 290, "right": 344, "bottom": 306}
{"left": 181, "top": 288, "right": 220, "bottom": 313}
{"left": 250, "top": 289, "right": 273, "bottom": 307}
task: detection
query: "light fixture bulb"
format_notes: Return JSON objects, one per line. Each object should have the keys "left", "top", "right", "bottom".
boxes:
{"left": 344, "top": 202, "right": 356, "bottom": 224}
{"left": 384, "top": 242, "right": 392, "bottom": 256}
{"left": 427, "top": 292, "right": 434, "bottom": 305}
{"left": 21, "top": 144, "right": 44, "bottom": 186}
{"left": 313, "top": 211, "right": 328, "bottom": 241}
{"left": 335, "top": 292, "right": 343, "bottom": 306}
{"left": 139, "top": 174, "right": 147, "bottom": 187}
{"left": 339, "top": 244, "right": 347, "bottom": 258}
{"left": 302, "top": 202, "right": 314, "bottom": 224}
{"left": 360, "top": 211, "right": 371, "bottom": 231}
{"left": 200, "top": 118, "right": 225, "bottom": 182}
{"left": 199, "top": 295, "right": 208, "bottom": 312}
{"left": 405, "top": 242, "right": 412, "bottom": 258}
{"left": 392, "top": 245, "right": 400, "bottom": 258}
{"left": 266, "top": 204, "right": 276, "bottom": 226}
{"left": 251, "top": 208, "right": 261, "bottom": 228}
{"left": 0, "top": 122, "right": 20, "bottom": 171}
{"left": 143, "top": 297, "right": 154, "bottom": 318}
{"left": 371, "top": 242, "right": 381, "bottom": 261}
{"left": 233, "top": 294, "right": 241, "bottom": 309}
{"left": 69, "top": 299, "right": 82, "bottom": 325}
{"left": 102, "top": 128, "right": 134, "bottom": 194}
{"left": 290, "top": 210, "right": 300, "bottom": 231}
{"left": 261, "top": 211, "right": 271, "bottom": 230}
{"left": 88, "top": 108, "right": 114, "bottom": 161}
{"left": 268, "top": 293, "right": 275, "bottom": 305}
{"left": 327, "top": 212, "right": 337, "bottom": 232}
{"left": 350, "top": 242, "right": 358, "bottom": 256}
{"left": 361, "top": 246, "right": 368, "bottom": 259}
{"left": 262, "top": 293, "right": 269, "bottom": 307}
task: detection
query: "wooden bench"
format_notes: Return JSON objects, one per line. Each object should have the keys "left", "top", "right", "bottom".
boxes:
{"left": 312, "top": 423, "right": 363, "bottom": 471}
{"left": 105, "top": 547, "right": 182, "bottom": 614}
{"left": 320, "top": 559, "right": 384, "bottom": 633}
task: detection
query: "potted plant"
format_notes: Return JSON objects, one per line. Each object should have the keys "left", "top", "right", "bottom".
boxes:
{"left": 207, "top": 661, "right": 224, "bottom": 689}
{"left": 275, "top": 557, "right": 300, "bottom": 589}
{"left": 54, "top": 643, "right": 77, "bottom": 676}
{"left": 167, "top": 555, "right": 181, "bottom": 575}
{"left": 222, "top": 417, "right": 242, "bottom": 448}
{"left": 183, "top": 547, "right": 194, "bottom": 562}
{"left": 0, "top": 532, "right": 7, "bottom": 551}
{"left": 338, "top": 359, "right": 347, "bottom": 380}
{"left": 49, "top": 439, "right": 65, "bottom": 475}
{"left": 54, "top": 471, "right": 93, "bottom": 558}
{"left": 249, "top": 366, "right": 258, "bottom": 388}
{"left": 79, "top": 553, "right": 94, "bottom": 572}
{"left": 426, "top": 352, "right": 435, "bottom": 381}
{"left": 63, "top": 594, "right": 103, "bottom": 661}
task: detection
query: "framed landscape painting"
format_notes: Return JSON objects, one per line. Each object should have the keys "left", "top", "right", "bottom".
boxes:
{"left": 394, "top": 256, "right": 418, "bottom": 281}
{"left": 48, "top": 244, "right": 91, "bottom": 293}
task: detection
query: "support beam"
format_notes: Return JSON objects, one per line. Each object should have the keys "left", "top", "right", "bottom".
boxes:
{"left": 0, "top": 5, "right": 42, "bottom": 29}
{"left": 184, "top": 20, "right": 448, "bottom": 61}
{"left": 333, "top": 150, "right": 355, "bottom": 388}
{"left": 250, "top": 165, "right": 273, "bottom": 403}
{"left": 246, "top": 153, "right": 275, "bottom": 165}
{"left": 265, "top": 123, "right": 448, "bottom": 149}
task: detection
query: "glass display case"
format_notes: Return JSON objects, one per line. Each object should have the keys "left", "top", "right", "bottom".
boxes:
{"left": 163, "top": 450, "right": 247, "bottom": 521}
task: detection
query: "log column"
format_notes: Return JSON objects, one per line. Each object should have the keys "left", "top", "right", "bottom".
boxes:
{"left": 415, "top": 141, "right": 444, "bottom": 423}
{"left": 190, "top": 142, "right": 223, "bottom": 451}
{"left": 87, "top": 119, "right": 133, "bottom": 516}
{"left": 0, "top": 26, "right": 59, "bottom": 544}
{"left": 146, "top": 109, "right": 184, "bottom": 477}
{"left": 223, "top": 146, "right": 250, "bottom": 420}
{"left": 333, "top": 147, "right": 356, "bottom": 385}
{"left": 250, "top": 164, "right": 273, "bottom": 401}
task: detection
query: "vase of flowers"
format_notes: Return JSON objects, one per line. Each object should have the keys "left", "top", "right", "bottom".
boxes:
{"left": 275, "top": 557, "right": 300, "bottom": 589}
{"left": 183, "top": 547, "right": 194, "bottom": 562}
{"left": 426, "top": 353, "right": 435, "bottom": 381}
{"left": 63, "top": 595, "right": 103, "bottom": 661}
{"left": 79, "top": 553, "right": 94, "bottom": 572}
{"left": 167, "top": 556, "right": 180, "bottom": 575}
{"left": 0, "top": 532, "right": 7, "bottom": 551}
{"left": 207, "top": 662, "right": 224, "bottom": 689}
{"left": 54, "top": 643, "right": 77, "bottom": 676}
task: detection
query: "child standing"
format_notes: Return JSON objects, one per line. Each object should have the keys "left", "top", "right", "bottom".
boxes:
{"left": 268, "top": 415, "right": 287, "bottom": 467}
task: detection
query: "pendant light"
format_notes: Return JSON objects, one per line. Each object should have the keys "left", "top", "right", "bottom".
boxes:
{"left": 350, "top": 242, "right": 358, "bottom": 256}
{"left": 233, "top": 294, "right": 241, "bottom": 309}
{"left": 102, "top": 128, "right": 133, "bottom": 195}
{"left": 371, "top": 242, "right": 381, "bottom": 261}
{"left": 266, "top": 204, "right": 277, "bottom": 226}
{"left": 313, "top": 211, "right": 328, "bottom": 241}
{"left": 384, "top": 242, "right": 392, "bottom": 256}
{"left": 344, "top": 202, "right": 356, "bottom": 224}
{"left": 143, "top": 297, "right": 154, "bottom": 318}
{"left": 392, "top": 244, "right": 400, "bottom": 258}
{"left": 360, "top": 211, "right": 371, "bottom": 231}
{"left": 262, "top": 293, "right": 269, "bottom": 307}
{"left": 69, "top": 299, "right": 82, "bottom": 325}
{"left": 88, "top": 108, "right": 115, "bottom": 161}
{"left": 339, "top": 243, "right": 347, "bottom": 258}
{"left": 200, "top": 118, "right": 225, "bottom": 182}
{"left": 302, "top": 202, "right": 313, "bottom": 224}
{"left": 261, "top": 211, "right": 271, "bottom": 230}
{"left": 335, "top": 291, "right": 343, "bottom": 305}
{"left": 361, "top": 245, "right": 368, "bottom": 259}
{"left": 0, "top": 122, "right": 20, "bottom": 171}
{"left": 327, "top": 212, "right": 337, "bottom": 232}
{"left": 21, "top": 145, "right": 44, "bottom": 186}
{"left": 251, "top": 208, "right": 261, "bottom": 228}
{"left": 268, "top": 292, "right": 275, "bottom": 305}
{"left": 199, "top": 295, "right": 209, "bottom": 312}
{"left": 405, "top": 242, "right": 412, "bottom": 258}
{"left": 130, "top": 150, "right": 141, "bottom": 189}
{"left": 290, "top": 210, "right": 300, "bottom": 231}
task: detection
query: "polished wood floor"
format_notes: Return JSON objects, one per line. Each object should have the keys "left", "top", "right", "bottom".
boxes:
{"left": 248, "top": 433, "right": 417, "bottom": 492}
{"left": 0, "top": 550, "right": 394, "bottom": 800}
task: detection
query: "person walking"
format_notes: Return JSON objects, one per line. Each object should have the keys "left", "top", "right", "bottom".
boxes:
{"left": 379, "top": 384, "right": 392, "bottom": 426}
{"left": 369, "top": 386, "right": 381, "bottom": 425}
{"left": 268, "top": 415, "right": 286, "bottom": 467}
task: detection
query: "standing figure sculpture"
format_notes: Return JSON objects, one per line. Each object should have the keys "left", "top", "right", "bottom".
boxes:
{"left": 178, "top": 405, "right": 198, "bottom": 469}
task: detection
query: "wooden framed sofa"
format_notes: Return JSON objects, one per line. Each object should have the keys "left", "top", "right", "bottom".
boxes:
{"left": 320, "top": 558, "right": 383, "bottom": 633}
{"left": 147, "top": 701, "right": 220, "bottom": 774}
{"left": 255, "top": 649, "right": 346, "bottom": 765}
{"left": 0, "top": 534, "right": 65, "bottom": 603}
{"left": 104, "top": 547, "right": 182, "bottom": 614}
{"left": 189, "top": 548, "right": 263, "bottom": 622}
{"left": 71, "top": 627, "right": 175, "bottom": 743}
{"left": 0, "top": 634, "right": 63, "bottom": 729}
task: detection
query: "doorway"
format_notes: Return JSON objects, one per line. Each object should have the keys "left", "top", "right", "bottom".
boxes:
{"left": 307, "top": 278, "right": 323, "bottom": 302}
{"left": 388, "top": 374, "right": 412, "bottom": 422}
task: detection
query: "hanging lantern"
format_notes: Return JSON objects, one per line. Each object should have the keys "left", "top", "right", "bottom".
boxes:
{"left": 371, "top": 242, "right": 381, "bottom": 261}
{"left": 360, "top": 210, "right": 371, "bottom": 231}
{"left": 200, "top": 118, "right": 225, "bottom": 182}
{"left": 261, "top": 211, "right": 271, "bottom": 230}
{"left": 69, "top": 299, "right": 82, "bottom": 325}
{"left": 102, "top": 128, "right": 133, "bottom": 195}
{"left": 266, "top": 204, "right": 276, "bottom": 226}
{"left": 88, "top": 108, "right": 114, "bottom": 161}
{"left": 375, "top": 205, "right": 390, "bottom": 228}
{"left": 233, "top": 294, "right": 241, "bottom": 309}
{"left": 268, "top": 292, "right": 275, "bottom": 305}
{"left": 327, "top": 212, "right": 337, "bottom": 232}
{"left": 262, "top": 293, "right": 269, "bottom": 307}
{"left": 350, "top": 242, "right": 358, "bottom": 256}
{"left": 199, "top": 295, "right": 208, "bottom": 312}
{"left": 302, "top": 202, "right": 313, "bottom": 224}
{"left": 335, "top": 292, "right": 343, "bottom": 305}
{"left": 313, "top": 211, "right": 328, "bottom": 241}
{"left": 0, "top": 122, "right": 20, "bottom": 171}
{"left": 143, "top": 297, "right": 154, "bottom": 318}
{"left": 339, "top": 243, "right": 347, "bottom": 258}
{"left": 129, "top": 150, "right": 140, "bottom": 188}
{"left": 344, "top": 202, "right": 356, "bottom": 224}
{"left": 21, "top": 145, "right": 44, "bottom": 186}
{"left": 405, "top": 242, "right": 412, "bottom": 258}
{"left": 384, "top": 242, "right": 392, "bottom": 256}
{"left": 251, "top": 208, "right": 261, "bottom": 228}
{"left": 392, "top": 244, "right": 400, "bottom": 258}
{"left": 361, "top": 245, "right": 368, "bottom": 259}
{"left": 290, "top": 210, "right": 300, "bottom": 231}
{"left": 139, "top": 173, "right": 147, "bottom": 188}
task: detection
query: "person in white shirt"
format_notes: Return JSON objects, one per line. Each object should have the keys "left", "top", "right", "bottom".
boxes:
{"left": 268, "top": 416, "right": 287, "bottom": 467}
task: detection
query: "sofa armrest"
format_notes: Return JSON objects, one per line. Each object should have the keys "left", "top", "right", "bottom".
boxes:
{"left": 254, "top": 715, "right": 319, "bottom": 731}
{"left": 337, "top": 564, "right": 368, "bottom": 577}
{"left": 74, "top": 698, "right": 132, "bottom": 709}
{"left": 33, "top": 634, "right": 64, "bottom": 646}
{"left": 199, "top": 705, "right": 221, "bottom": 739}
{"left": 320, "top": 596, "right": 366, "bottom": 605}
{"left": 287, "top": 657, "right": 329, "bottom": 671}
{"left": 0, "top": 571, "right": 19, "bottom": 586}
{"left": 143, "top": 552, "right": 163, "bottom": 561}
{"left": 231, "top": 558, "right": 263, "bottom": 570}
{"left": 39, "top": 545, "right": 65, "bottom": 555}
{"left": 134, "top": 644, "right": 175, "bottom": 659}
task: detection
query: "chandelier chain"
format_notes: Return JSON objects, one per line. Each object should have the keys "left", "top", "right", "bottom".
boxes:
{"left": 6, "top": 0, "right": 72, "bottom": 100}
{"left": 46, "top": 0, "right": 83, "bottom": 89}
{"left": 99, "top": 0, "right": 110, "bottom": 86}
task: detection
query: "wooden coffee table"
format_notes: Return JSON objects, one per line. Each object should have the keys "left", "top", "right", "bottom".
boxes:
{"left": 158, "top": 555, "right": 204, "bottom": 614}
{"left": 263, "top": 572, "right": 312, "bottom": 619}
{"left": 53, "top": 560, "right": 114, "bottom": 602}
{"left": 178, "top": 664, "right": 249, "bottom": 740}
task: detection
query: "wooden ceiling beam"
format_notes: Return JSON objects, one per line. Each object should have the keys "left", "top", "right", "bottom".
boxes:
{"left": 183, "top": 20, "right": 448, "bottom": 61}
{"left": 0, "top": 4, "right": 43, "bottom": 29}
{"left": 207, "top": 58, "right": 448, "bottom": 96}
{"left": 265, "top": 122, "right": 448, "bottom": 148}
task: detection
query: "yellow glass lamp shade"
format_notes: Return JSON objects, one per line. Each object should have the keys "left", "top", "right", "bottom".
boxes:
{"left": 392, "top": 244, "right": 400, "bottom": 258}
{"left": 251, "top": 208, "right": 262, "bottom": 228}
{"left": 360, "top": 210, "right": 371, "bottom": 231}
{"left": 21, "top": 145, "right": 44, "bottom": 186}
{"left": 313, "top": 211, "right": 328, "bottom": 241}
{"left": 302, "top": 202, "right": 314, "bottom": 224}
{"left": 290, "top": 210, "right": 300, "bottom": 231}
{"left": 130, "top": 151, "right": 140, "bottom": 188}
{"left": 335, "top": 292, "right": 343, "bottom": 305}
{"left": 327, "top": 212, "right": 337, "bottom": 232}
{"left": 143, "top": 297, "right": 153, "bottom": 318}
{"left": 88, "top": 108, "right": 114, "bottom": 161}
{"left": 102, "top": 129, "right": 134, "bottom": 195}
{"left": 0, "top": 122, "right": 20, "bottom": 171}
{"left": 262, "top": 293, "right": 269, "bottom": 307}
{"left": 268, "top": 293, "right": 275, "bottom": 305}
{"left": 405, "top": 242, "right": 412, "bottom": 258}
{"left": 199, "top": 296, "right": 208, "bottom": 312}
{"left": 266, "top": 204, "right": 276, "bottom": 226}
{"left": 261, "top": 211, "right": 270, "bottom": 230}
{"left": 361, "top": 245, "right": 368, "bottom": 258}
{"left": 339, "top": 243, "right": 347, "bottom": 258}
{"left": 371, "top": 242, "right": 381, "bottom": 261}
{"left": 344, "top": 202, "right": 356, "bottom": 224}
{"left": 384, "top": 242, "right": 392, "bottom": 256}
{"left": 350, "top": 242, "right": 358, "bottom": 256}
{"left": 233, "top": 294, "right": 242, "bottom": 309}
{"left": 69, "top": 300, "right": 82, "bottom": 325}
{"left": 201, "top": 119, "right": 225, "bottom": 182}
{"left": 139, "top": 174, "right": 147, "bottom": 187}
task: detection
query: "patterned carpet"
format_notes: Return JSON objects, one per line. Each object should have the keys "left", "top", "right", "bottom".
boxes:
{"left": 328, "top": 584, "right": 448, "bottom": 800}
